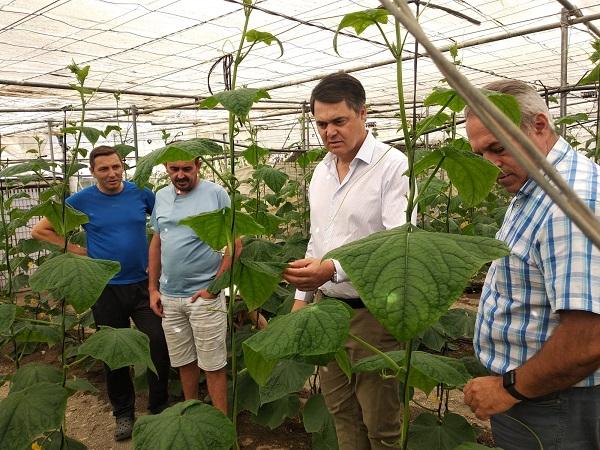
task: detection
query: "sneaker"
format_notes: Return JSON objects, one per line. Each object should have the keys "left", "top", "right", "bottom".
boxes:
{"left": 114, "top": 415, "right": 134, "bottom": 441}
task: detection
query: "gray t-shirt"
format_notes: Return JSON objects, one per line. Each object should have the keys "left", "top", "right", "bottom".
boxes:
{"left": 151, "top": 180, "right": 230, "bottom": 296}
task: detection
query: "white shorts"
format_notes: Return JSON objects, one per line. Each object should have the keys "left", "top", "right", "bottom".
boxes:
{"left": 160, "top": 292, "right": 227, "bottom": 371}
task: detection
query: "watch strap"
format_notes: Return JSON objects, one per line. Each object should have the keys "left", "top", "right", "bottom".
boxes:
{"left": 502, "top": 369, "right": 531, "bottom": 401}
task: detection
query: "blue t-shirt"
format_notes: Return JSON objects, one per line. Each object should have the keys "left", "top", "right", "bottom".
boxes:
{"left": 151, "top": 180, "right": 230, "bottom": 296}
{"left": 67, "top": 181, "right": 154, "bottom": 284}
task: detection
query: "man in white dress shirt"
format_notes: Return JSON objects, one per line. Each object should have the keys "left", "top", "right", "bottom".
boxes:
{"left": 284, "top": 72, "right": 412, "bottom": 450}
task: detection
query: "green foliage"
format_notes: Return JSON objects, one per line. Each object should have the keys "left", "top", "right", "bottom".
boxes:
{"left": 413, "top": 139, "right": 500, "bottom": 207}
{"left": 253, "top": 165, "right": 289, "bottom": 194}
{"left": 555, "top": 112, "right": 589, "bottom": 126}
{"left": 297, "top": 148, "right": 326, "bottom": 169}
{"left": 327, "top": 224, "right": 509, "bottom": 341}
{"left": 407, "top": 413, "right": 476, "bottom": 450}
{"left": 79, "top": 327, "right": 157, "bottom": 375}
{"left": 28, "top": 200, "right": 89, "bottom": 236}
{"left": 242, "top": 144, "right": 270, "bottom": 167}
{"left": 132, "top": 400, "right": 235, "bottom": 450}
{"left": 0, "top": 159, "right": 53, "bottom": 177}
{"left": 253, "top": 394, "right": 300, "bottom": 429}
{"left": 114, "top": 143, "right": 137, "bottom": 159}
{"left": 424, "top": 87, "right": 521, "bottom": 125}
{"left": 180, "top": 207, "right": 264, "bottom": 251}
{"left": 0, "top": 303, "right": 16, "bottom": 333}
{"left": 579, "top": 64, "right": 600, "bottom": 85}
{"left": 334, "top": 9, "right": 390, "bottom": 55}
{"left": 245, "top": 29, "right": 284, "bottom": 57}
{"left": 0, "top": 382, "right": 70, "bottom": 449}
{"left": 133, "top": 138, "right": 223, "bottom": 187}
{"left": 258, "top": 360, "right": 315, "bottom": 405}
{"left": 353, "top": 350, "right": 471, "bottom": 394}
{"left": 35, "top": 432, "right": 87, "bottom": 450}
{"left": 243, "top": 300, "right": 351, "bottom": 384}
{"left": 30, "top": 253, "right": 120, "bottom": 313}
{"left": 303, "top": 394, "right": 339, "bottom": 449}
{"left": 200, "top": 88, "right": 271, "bottom": 121}
{"left": 9, "top": 363, "right": 62, "bottom": 393}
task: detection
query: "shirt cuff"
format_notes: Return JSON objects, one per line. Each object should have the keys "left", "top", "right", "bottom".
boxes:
{"left": 294, "top": 289, "right": 315, "bottom": 302}
{"left": 332, "top": 259, "right": 349, "bottom": 283}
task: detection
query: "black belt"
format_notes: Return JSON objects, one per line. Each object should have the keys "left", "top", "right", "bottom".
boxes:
{"left": 334, "top": 297, "right": 365, "bottom": 309}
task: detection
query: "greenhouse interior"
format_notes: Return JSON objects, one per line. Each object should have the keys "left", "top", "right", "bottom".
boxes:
{"left": 1, "top": 0, "right": 600, "bottom": 449}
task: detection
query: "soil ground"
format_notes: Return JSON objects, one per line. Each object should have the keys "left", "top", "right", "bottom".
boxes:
{"left": 1, "top": 293, "right": 492, "bottom": 449}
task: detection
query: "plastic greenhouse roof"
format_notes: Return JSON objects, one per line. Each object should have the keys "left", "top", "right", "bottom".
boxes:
{"left": 0, "top": 0, "right": 599, "bottom": 160}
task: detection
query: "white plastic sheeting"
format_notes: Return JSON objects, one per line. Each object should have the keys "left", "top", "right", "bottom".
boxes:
{"left": 0, "top": 0, "right": 598, "bottom": 159}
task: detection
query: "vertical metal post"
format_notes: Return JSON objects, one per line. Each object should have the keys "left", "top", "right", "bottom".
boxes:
{"left": 131, "top": 105, "right": 139, "bottom": 162}
{"left": 47, "top": 121, "right": 56, "bottom": 180}
{"left": 560, "top": 8, "right": 569, "bottom": 136}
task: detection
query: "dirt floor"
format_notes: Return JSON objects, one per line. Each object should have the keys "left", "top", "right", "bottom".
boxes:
{"left": 1, "top": 293, "right": 492, "bottom": 449}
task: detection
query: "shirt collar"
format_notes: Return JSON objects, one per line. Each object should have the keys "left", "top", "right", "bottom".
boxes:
{"left": 323, "top": 130, "right": 374, "bottom": 167}
{"left": 516, "top": 136, "right": 569, "bottom": 197}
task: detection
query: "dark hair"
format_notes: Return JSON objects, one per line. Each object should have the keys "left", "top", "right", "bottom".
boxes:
{"left": 310, "top": 72, "right": 366, "bottom": 114}
{"left": 89, "top": 145, "right": 121, "bottom": 169}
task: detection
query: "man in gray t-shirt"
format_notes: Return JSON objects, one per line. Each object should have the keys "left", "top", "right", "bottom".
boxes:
{"left": 149, "top": 158, "right": 231, "bottom": 413}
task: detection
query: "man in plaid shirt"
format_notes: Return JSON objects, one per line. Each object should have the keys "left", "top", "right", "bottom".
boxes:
{"left": 463, "top": 80, "right": 600, "bottom": 450}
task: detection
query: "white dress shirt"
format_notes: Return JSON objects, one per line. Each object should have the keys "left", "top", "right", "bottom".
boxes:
{"left": 296, "top": 131, "right": 413, "bottom": 301}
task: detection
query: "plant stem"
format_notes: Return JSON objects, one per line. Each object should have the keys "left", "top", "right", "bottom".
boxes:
{"left": 400, "top": 340, "right": 413, "bottom": 450}
{"left": 411, "top": 156, "right": 445, "bottom": 207}
{"left": 349, "top": 333, "right": 403, "bottom": 375}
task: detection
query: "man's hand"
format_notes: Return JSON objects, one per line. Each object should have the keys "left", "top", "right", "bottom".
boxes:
{"left": 283, "top": 258, "right": 335, "bottom": 291}
{"left": 191, "top": 288, "right": 218, "bottom": 303}
{"left": 69, "top": 244, "right": 87, "bottom": 256}
{"left": 149, "top": 290, "right": 164, "bottom": 318}
{"left": 463, "top": 376, "right": 519, "bottom": 420}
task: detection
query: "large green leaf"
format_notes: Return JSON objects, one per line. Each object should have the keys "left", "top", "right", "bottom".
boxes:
{"left": 254, "top": 165, "right": 289, "bottom": 194}
{"left": 238, "top": 258, "right": 286, "bottom": 311}
{"left": 242, "top": 144, "right": 270, "bottom": 167}
{"left": 245, "top": 29, "right": 284, "bottom": 57}
{"left": 423, "top": 87, "right": 465, "bottom": 113}
{"left": 259, "top": 360, "right": 315, "bottom": 405}
{"left": 132, "top": 138, "right": 222, "bottom": 187}
{"left": 78, "top": 327, "right": 157, "bottom": 375}
{"left": 439, "top": 308, "right": 476, "bottom": 339}
{"left": 579, "top": 63, "right": 600, "bottom": 85}
{"left": 0, "top": 382, "right": 69, "bottom": 449}
{"left": 327, "top": 225, "right": 509, "bottom": 341}
{"left": 236, "top": 371, "right": 261, "bottom": 414}
{"left": 303, "top": 394, "right": 339, "bottom": 450}
{"left": 179, "top": 207, "right": 264, "bottom": 251}
{"left": 28, "top": 199, "right": 89, "bottom": 236}
{"left": 14, "top": 322, "right": 61, "bottom": 345}
{"left": 35, "top": 431, "right": 87, "bottom": 450}
{"left": 439, "top": 141, "right": 500, "bottom": 207}
{"left": 114, "top": 143, "right": 137, "bottom": 159}
{"left": 484, "top": 91, "right": 521, "bottom": 126}
{"left": 0, "top": 304, "right": 16, "bottom": 333}
{"left": 10, "top": 363, "right": 62, "bottom": 393}
{"left": 253, "top": 394, "right": 300, "bottom": 430}
{"left": 302, "top": 394, "right": 331, "bottom": 433}
{"left": 408, "top": 412, "right": 476, "bottom": 450}
{"left": 334, "top": 9, "right": 390, "bottom": 55}
{"left": 200, "top": 88, "right": 271, "bottom": 121}
{"left": 353, "top": 350, "right": 471, "bottom": 394}
{"left": 133, "top": 400, "right": 235, "bottom": 450}
{"left": 243, "top": 301, "right": 351, "bottom": 385}
{"left": 0, "top": 159, "right": 53, "bottom": 177}
{"left": 30, "top": 253, "right": 120, "bottom": 313}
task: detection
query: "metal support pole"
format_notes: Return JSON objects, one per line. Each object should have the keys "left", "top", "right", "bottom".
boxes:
{"left": 131, "top": 105, "right": 139, "bottom": 162}
{"left": 560, "top": 8, "right": 569, "bottom": 136}
{"left": 47, "top": 121, "right": 56, "bottom": 180}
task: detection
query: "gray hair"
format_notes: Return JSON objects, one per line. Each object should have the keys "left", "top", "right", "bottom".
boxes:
{"left": 465, "top": 80, "right": 555, "bottom": 131}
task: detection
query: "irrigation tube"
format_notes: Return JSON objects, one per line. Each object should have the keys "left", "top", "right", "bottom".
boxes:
{"left": 379, "top": 0, "right": 600, "bottom": 250}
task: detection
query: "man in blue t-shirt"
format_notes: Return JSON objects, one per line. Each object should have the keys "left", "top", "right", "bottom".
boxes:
{"left": 148, "top": 158, "right": 231, "bottom": 414}
{"left": 32, "top": 146, "right": 170, "bottom": 441}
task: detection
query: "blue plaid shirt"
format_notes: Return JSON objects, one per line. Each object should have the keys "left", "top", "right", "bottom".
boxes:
{"left": 474, "top": 137, "right": 600, "bottom": 387}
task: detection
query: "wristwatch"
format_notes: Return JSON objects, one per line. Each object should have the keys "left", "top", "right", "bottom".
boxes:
{"left": 330, "top": 262, "right": 339, "bottom": 284}
{"left": 502, "top": 369, "right": 531, "bottom": 401}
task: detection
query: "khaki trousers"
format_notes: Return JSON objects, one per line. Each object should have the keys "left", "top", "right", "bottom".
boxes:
{"left": 320, "top": 308, "right": 401, "bottom": 450}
